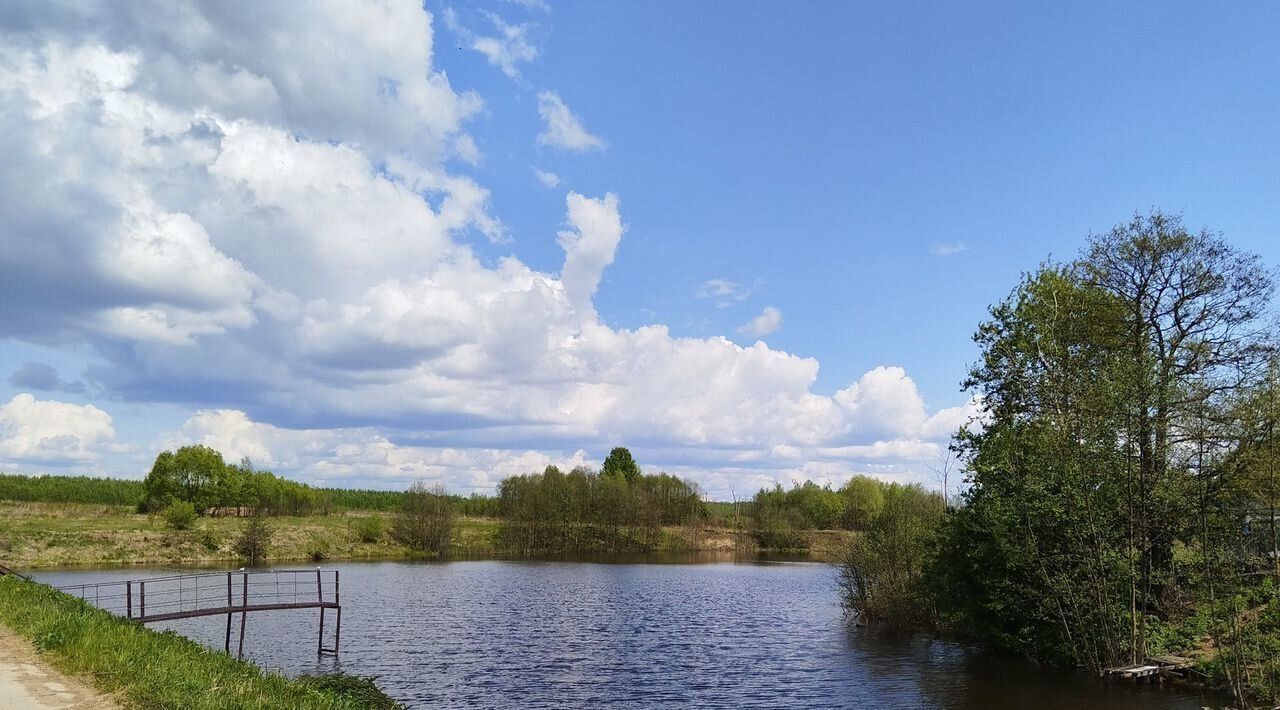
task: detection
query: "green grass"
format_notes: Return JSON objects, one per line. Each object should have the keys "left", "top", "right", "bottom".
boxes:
{"left": 0, "top": 501, "right": 507, "bottom": 567}
{"left": 0, "top": 501, "right": 850, "bottom": 567}
{"left": 0, "top": 575, "right": 400, "bottom": 709}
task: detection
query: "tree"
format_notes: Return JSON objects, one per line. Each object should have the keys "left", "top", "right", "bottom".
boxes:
{"left": 392, "top": 483, "right": 455, "bottom": 554}
{"left": 233, "top": 515, "right": 272, "bottom": 565}
{"left": 601, "top": 447, "right": 641, "bottom": 483}
{"left": 142, "top": 445, "right": 229, "bottom": 514}
{"left": 929, "top": 212, "right": 1275, "bottom": 677}
{"left": 1081, "top": 211, "right": 1273, "bottom": 656}
{"left": 840, "top": 476, "right": 886, "bottom": 530}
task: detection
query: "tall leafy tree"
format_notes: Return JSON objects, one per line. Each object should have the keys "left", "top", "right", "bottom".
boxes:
{"left": 601, "top": 447, "right": 641, "bottom": 483}
{"left": 934, "top": 211, "right": 1274, "bottom": 673}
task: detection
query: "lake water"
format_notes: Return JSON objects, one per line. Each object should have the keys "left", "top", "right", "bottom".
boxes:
{"left": 34, "top": 555, "right": 1216, "bottom": 709}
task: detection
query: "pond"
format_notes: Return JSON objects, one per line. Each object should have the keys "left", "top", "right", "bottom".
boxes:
{"left": 34, "top": 555, "right": 1216, "bottom": 709}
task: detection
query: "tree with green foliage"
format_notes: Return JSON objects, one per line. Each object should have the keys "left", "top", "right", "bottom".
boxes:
{"left": 495, "top": 465, "right": 704, "bottom": 554}
{"left": 392, "top": 483, "right": 455, "bottom": 554}
{"left": 142, "top": 445, "right": 229, "bottom": 514}
{"left": 840, "top": 476, "right": 885, "bottom": 530}
{"left": 233, "top": 515, "right": 272, "bottom": 565}
{"left": 601, "top": 447, "right": 641, "bottom": 483}
{"left": 910, "top": 211, "right": 1279, "bottom": 706}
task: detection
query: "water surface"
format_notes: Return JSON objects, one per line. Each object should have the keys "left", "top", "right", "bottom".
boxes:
{"left": 35, "top": 556, "right": 1215, "bottom": 709}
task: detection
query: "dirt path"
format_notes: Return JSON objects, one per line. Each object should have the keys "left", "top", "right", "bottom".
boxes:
{"left": 0, "top": 626, "right": 120, "bottom": 709}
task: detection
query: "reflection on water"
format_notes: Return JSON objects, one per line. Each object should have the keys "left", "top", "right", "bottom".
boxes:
{"left": 35, "top": 557, "right": 1216, "bottom": 709}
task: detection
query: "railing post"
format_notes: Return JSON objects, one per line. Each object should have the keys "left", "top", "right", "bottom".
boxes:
{"left": 237, "top": 573, "right": 249, "bottom": 659}
{"left": 225, "top": 572, "right": 232, "bottom": 653}
{"left": 334, "top": 570, "right": 341, "bottom": 656}
{"left": 140, "top": 580, "right": 146, "bottom": 620}
{"left": 126, "top": 581, "right": 132, "bottom": 620}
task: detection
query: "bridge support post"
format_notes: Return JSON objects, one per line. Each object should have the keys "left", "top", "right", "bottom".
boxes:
{"left": 224, "top": 572, "right": 233, "bottom": 653}
{"left": 318, "top": 607, "right": 325, "bottom": 655}
{"left": 334, "top": 606, "right": 341, "bottom": 657}
{"left": 237, "top": 573, "right": 248, "bottom": 660}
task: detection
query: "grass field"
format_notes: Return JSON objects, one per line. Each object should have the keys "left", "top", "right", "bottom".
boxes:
{"left": 0, "top": 574, "right": 399, "bottom": 709}
{"left": 0, "top": 501, "right": 852, "bottom": 568}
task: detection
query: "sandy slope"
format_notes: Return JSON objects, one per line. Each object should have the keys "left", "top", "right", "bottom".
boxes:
{"left": 0, "top": 626, "right": 119, "bottom": 710}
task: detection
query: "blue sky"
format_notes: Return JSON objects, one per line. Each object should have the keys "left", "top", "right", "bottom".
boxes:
{"left": 445, "top": 0, "right": 1280, "bottom": 397}
{"left": 0, "top": 0, "right": 1277, "bottom": 496}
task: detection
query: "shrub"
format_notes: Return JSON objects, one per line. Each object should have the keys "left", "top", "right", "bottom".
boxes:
{"left": 233, "top": 515, "right": 273, "bottom": 565}
{"left": 838, "top": 483, "right": 945, "bottom": 628}
{"left": 163, "top": 501, "right": 198, "bottom": 530}
{"left": 306, "top": 538, "right": 330, "bottom": 562}
{"left": 352, "top": 515, "right": 385, "bottom": 543}
{"left": 198, "top": 528, "right": 221, "bottom": 553}
{"left": 392, "top": 483, "right": 454, "bottom": 554}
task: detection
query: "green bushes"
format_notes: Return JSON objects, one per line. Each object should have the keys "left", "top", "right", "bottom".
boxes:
{"left": 747, "top": 476, "right": 892, "bottom": 547}
{"left": 0, "top": 576, "right": 383, "bottom": 709}
{"left": 838, "top": 483, "right": 945, "bottom": 628}
{"left": 392, "top": 483, "right": 455, "bottom": 554}
{"left": 297, "top": 673, "right": 404, "bottom": 709}
{"left": 163, "top": 501, "right": 198, "bottom": 530}
{"left": 352, "top": 514, "right": 386, "bottom": 543}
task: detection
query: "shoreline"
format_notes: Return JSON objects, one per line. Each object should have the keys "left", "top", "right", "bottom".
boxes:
{"left": 0, "top": 501, "right": 852, "bottom": 569}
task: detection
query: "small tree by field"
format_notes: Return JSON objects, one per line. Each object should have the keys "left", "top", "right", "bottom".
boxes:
{"left": 162, "top": 501, "right": 197, "bottom": 530}
{"left": 392, "top": 483, "right": 454, "bottom": 554}
{"left": 233, "top": 515, "right": 273, "bottom": 565}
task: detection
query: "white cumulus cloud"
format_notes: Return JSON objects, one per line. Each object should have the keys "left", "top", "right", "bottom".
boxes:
{"left": 0, "top": 394, "right": 119, "bottom": 464}
{"left": 536, "top": 91, "right": 605, "bottom": 152}
{"left": 534, "top": 168, "right": 562, "bottom": 188}
{"left": 737, "top": 306, "right": 782, "bottom": 338}
{"left": 0, "top": 1, "right": 974, "bottom": 497}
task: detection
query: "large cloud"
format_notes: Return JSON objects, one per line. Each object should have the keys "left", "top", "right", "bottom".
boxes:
{"left": 0, "top": 0, "right": 975, "bottom": 495}
{"left": 0, "top": 394, "right": 120, "bottom": 465}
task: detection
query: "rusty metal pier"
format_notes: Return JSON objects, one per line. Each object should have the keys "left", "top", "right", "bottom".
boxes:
{"left": 55, "top": 569, "right": 342, "bottom": 658}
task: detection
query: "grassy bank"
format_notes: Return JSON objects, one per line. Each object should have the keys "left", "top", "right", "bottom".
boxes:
{"left": 0, "top": 501, "right": 852, "bottom": 568}
{"left": 0, "top": 574, "right": 396, "bottom": 709}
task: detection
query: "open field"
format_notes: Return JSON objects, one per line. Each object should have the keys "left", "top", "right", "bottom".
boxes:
{"left": 0, "top": 502, "right": 852, "bottom": 568}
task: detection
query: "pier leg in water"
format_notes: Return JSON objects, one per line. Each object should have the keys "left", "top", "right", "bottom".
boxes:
{"left": 237, "top": 574, "right": 248, "bottom": 660}
{"left": 224, "top": 572, "right": 232, "bottom": 654}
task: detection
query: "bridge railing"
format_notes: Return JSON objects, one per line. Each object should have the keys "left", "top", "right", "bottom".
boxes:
{"left": 57, "top": 569, "right": 339, "bottom": 621}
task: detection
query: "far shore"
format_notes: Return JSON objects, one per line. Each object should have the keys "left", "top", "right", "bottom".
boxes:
{"left": 0, "top": 501, "right": 853, "bottom": 569}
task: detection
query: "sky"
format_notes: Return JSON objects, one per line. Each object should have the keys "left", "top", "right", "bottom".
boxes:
{"left": 1, "top": 0, "right": 1277, "bottom": 498}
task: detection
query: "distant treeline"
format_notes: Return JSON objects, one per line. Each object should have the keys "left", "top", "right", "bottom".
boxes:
{"left": 3, "top": 456, "right": 516, "bottom": 519}
{"left": 0, "top": 473, "right": 146, "bottom": 506}
{"left": 0, "top": 453, "right": 412, "bottom": 514}
{"left": 496, "top": 448, "right": 704, "bottom": 554}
